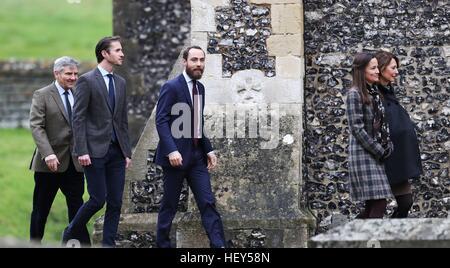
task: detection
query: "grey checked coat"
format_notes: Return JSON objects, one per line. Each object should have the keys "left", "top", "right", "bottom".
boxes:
{"left": 346, "top": 88, "right": 393, "bottom": 201}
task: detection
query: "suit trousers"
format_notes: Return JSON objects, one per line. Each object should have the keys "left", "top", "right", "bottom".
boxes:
{"left": 66, "top": 142, "right": 125, "bottom": 247}
{"left": 30, "top": 160, "right": 90, "bottom": 244}
{"left": 156, "top": 147, "right": 226, "bottom": 248}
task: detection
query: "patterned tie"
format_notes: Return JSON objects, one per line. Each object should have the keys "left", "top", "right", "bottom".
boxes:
{"left": 63, "top": 91, "right": 72, "bottom": 125}
{"left": 106, "top": 74, "right": 117, "bottom": 142}
{"left": 192, "top": 80, "right": 200, "bottom": 147}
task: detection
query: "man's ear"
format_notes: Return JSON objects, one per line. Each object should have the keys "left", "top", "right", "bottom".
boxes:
{"left": 101, "top": 50, "right": 108, "bottom": 58}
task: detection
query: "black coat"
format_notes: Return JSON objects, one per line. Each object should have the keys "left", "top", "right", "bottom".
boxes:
{"left": 378, "top": 84, "right": 423, "bottom": 185}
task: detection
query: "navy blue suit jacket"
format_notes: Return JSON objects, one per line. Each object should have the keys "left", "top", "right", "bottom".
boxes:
{"left": 154, "top": 74, "right": 213, "bottom": 168}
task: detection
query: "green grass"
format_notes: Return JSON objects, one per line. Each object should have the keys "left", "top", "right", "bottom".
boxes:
{"left": 0, "top": 0, "right": 112, "bottom": 60}
{"left": 0, "top": 129, "right": 103, "bottom": 244}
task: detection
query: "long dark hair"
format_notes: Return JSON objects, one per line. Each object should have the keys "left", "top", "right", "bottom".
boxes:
{"left": 351, "top": 52, "right": 375, "bottom": 105}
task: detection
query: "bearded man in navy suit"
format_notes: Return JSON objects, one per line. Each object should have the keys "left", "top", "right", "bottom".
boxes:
{"left": 154, "top": 46, "right": 226, "bottom": 248}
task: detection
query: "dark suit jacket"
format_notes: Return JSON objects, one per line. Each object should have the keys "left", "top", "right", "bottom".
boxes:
{"left": 29, "top": 83, "right": 83, "bottom": 173}
{"left": 154, "top": 74, "right": 213, "bottom": 168}
{"left": 72, "top": 68, "right": 131, "bottom": 159}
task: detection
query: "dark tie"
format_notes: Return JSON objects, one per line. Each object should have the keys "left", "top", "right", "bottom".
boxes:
{"left": 192, "top": 80, "right": 200, "bottom": 147}
{"left": 106, "top": 74, "right": 117, "bottom": 142}
{"left": 63, "top": 91, "right": 72, "bottom": 125}
{"left": 106, "top": 74, "right": 116, "bottom": 112}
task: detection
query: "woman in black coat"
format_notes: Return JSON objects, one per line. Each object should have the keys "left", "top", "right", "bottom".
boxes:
{"left": 374, "top": 51, "right": 423, "bottom": 218}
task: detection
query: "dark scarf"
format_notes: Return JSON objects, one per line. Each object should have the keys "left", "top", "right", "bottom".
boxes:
{"left": 377, "top": 83, "right": 395, "bottom": 98}
{"left": 367, "top": 84, "right": 391, "bottom": 148}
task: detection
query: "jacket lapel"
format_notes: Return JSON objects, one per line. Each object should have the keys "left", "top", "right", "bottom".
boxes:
{"left": 94, "top": 68, "right": 113, "bottom": 114}
{"left": 50, "top": 83, "right": 70, "bottom": 124}
{"left": 178, "top": 74, "right": 193, "bottom": 108}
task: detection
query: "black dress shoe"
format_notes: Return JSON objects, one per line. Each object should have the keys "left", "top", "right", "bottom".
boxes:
{"left": 61, "top": 227, "right": 73, "bottom": 246}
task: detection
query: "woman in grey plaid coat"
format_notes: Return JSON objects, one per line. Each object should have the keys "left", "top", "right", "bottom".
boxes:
{"left": 346, "top": 52, "right": 394, "bottom": 218}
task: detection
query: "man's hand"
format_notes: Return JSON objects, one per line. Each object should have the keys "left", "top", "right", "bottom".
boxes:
{"left": 45, "top": 154, "right": 60, "bottom": 172}
{"left": 125, "top": 157, "right": 132, "bottom": 169}
{"left": 78, "top": 154, "right": 91, "bottom": 166}
{"left": 207, "top": 153, "right": 217, "bottom": 171}
{"left": 168, "top": 151, "right": 183, "bottom": 167}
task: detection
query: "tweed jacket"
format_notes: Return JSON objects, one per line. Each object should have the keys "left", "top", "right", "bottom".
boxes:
{"left": 346, "top": 88, "right": 393, "bottom": 201}
{"left": 29, "top": 83, "right": 83, "bottom": 173}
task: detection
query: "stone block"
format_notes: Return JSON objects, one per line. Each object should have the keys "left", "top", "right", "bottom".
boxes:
{"left": 310, "top": 219, "right": 450, "bottom": 248}
{"left": 0, "top": 237, "right": 59, "bottom": 248}
{"left": 178, "top": 213, "right": 315, "bottom": 248}
{"left": 191, "top": 32, "right": 208, "bottom": 50}
{"left": 206, "top": 0, "right": 230, "bottom": 8}
{"left": 191, "top": 0, "right": 216, "bottom": 32}
{"left": 443, "top": 46, "right": 450, "bottom": 58}
{"left": 276, "top": 55, "right": 304, "bottom": 79}
{"left": 267, "top": 34, "right": 303, "bottom": 57}
{"left": 271, "top": 4, "right": 303, "bottom": 34}
{"left": 203, "top": 54, "right": 224, "bottom": 79}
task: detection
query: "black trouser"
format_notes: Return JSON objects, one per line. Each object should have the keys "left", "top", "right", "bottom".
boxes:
{"left": 30, "top": 160, "right": 90, "bottom": 245}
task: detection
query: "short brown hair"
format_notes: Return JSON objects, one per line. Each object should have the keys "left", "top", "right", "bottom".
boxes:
{"left": 95, "top": 36, "right": 121, "bottom": 63}
{"left": 182, "top": 46, "right": 205, "bottom": 60}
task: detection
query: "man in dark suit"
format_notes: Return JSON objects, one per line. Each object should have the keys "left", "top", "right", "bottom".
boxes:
{"left": 63, "top": 36, "right": 132, "bottom": 247}
{"left": 154, "top": 46, "right": 226, "bottom": 248}
{"left": 29, "top": 56, "right": 90, "bottom": 245}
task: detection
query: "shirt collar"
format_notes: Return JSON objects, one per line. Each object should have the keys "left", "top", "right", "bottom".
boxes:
{"left": 55, "top": 81, "right": 70, "bottom": 95}
{"left": 97, "top": 65, "right": 113, "bottom": 77}
{"left": 183, "top": 70, "right": 194, "bottom": 85}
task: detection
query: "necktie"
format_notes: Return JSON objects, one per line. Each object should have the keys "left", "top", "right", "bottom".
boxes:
{"left": 106, "top": 74, "right": 116, "bottom": 112}
{"left": 192, "top": 80, "right": 200, "bottom": 147}
{"left": 63, "top": 91, "right": 72, "bottom": 125}
{"left": 106, "top": 74, "right": 117, "bottom": 142}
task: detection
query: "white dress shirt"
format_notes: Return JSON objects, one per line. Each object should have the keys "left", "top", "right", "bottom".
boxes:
{"left": 55, "top": 81, "right": 73, "bottom": 113}
{"left": 97, "top": 65, "right": 116, "bottom": 94}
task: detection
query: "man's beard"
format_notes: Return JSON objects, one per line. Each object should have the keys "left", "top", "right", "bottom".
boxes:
{"left": 186, "top": 66, "right": 204, "bottom": 80}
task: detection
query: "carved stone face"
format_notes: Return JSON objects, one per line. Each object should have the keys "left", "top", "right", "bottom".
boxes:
{"left": 233, "top": 70, "right": 265, "bottom": 103}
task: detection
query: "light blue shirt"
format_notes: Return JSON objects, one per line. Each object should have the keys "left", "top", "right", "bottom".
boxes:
{"left": 97, "top": 65, "right": 116, "bottom": 94}
{"left": 55, "top": 81, "right": 73, "bottom": 113}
